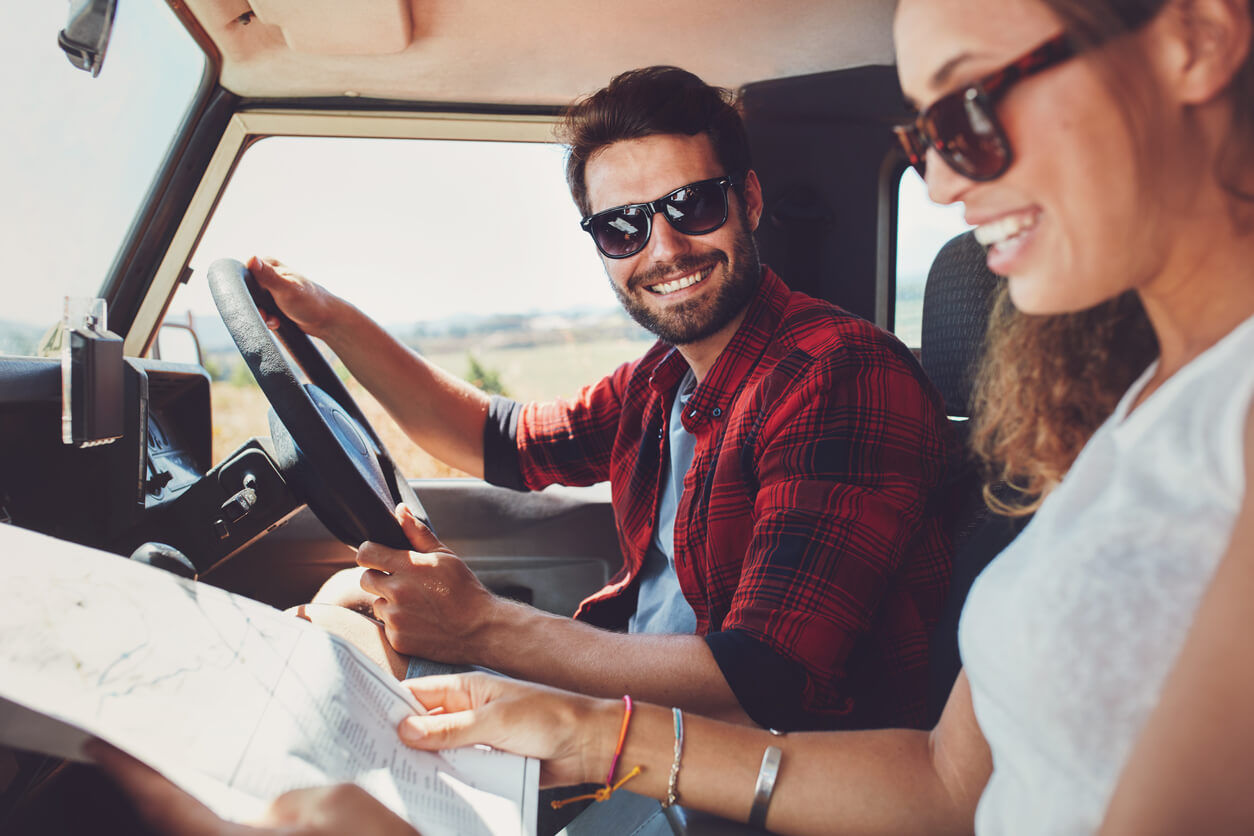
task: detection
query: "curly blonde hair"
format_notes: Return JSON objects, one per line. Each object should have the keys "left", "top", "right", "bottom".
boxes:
{"left": 970, "top": 290, "right": 1158, "bottom": 514}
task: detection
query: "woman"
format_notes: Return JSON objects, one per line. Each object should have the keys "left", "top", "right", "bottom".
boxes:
{"left": 97, "top": 0, "right": 1254, "bottom": 832}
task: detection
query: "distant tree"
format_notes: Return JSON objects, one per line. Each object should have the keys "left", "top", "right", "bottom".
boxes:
{"left": 465, "top": 354, "right": 508, "bottom": 396}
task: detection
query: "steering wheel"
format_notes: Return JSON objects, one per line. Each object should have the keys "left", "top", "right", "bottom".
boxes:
{"left": 207, "top": 258, "right": 431, "bottom": 551}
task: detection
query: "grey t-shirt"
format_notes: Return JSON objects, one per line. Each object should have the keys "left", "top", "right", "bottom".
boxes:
{"left": 627, "top": 369, "right": 698, "bottom": 635}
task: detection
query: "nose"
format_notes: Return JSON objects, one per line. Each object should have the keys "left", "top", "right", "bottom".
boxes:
{"left": 644, "top": 210, "right": 694, "bottom": 261}
{"left": 924, "top": 147, "right": 974, "bottom": 206}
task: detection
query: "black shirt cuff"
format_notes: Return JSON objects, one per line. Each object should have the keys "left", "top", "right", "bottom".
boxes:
{"left": 705, "top": 629, "right": 812, "bottom": 731}
{"left": 483, "top": 395, "right": 525, "bottom": 490}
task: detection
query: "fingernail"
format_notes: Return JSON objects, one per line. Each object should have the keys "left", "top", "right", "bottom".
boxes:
{"left": 398, "top": 718, "right": 424, "bottom": 741}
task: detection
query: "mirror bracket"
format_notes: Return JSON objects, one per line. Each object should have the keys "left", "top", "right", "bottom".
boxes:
{"left": 58, "top": 0, "right": 117, "bottom": 77}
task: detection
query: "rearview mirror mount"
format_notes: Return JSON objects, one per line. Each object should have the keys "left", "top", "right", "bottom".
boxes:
{"left": 58, "top": 0, "right": 117, "bottom": 77}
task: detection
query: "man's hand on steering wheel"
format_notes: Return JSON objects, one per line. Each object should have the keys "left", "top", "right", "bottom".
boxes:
{"left": 247, "top": 255, "right": 344, "bottom": 338}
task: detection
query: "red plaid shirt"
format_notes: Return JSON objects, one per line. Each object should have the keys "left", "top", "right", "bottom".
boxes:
{"left": 483, "top": 269, "right": 954, "bottom": 729}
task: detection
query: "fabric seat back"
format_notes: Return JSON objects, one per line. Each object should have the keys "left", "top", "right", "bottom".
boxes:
{"left": 919, "top": 231, "right": 1029, "bottom": 724}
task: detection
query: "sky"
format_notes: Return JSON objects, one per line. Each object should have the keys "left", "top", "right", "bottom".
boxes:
{"left": 173, "top": 137, "right": 615, "bottom": 326}
{"left": 3, "top": 0, "right": 967, "bottom": 334}
{"left": 1, "top": 0, "right": 204, "bottom": 329}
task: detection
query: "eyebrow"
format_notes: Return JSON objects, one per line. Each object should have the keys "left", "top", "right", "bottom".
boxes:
{"left": 903, "top": 50, "right": 996, "bottom": 110}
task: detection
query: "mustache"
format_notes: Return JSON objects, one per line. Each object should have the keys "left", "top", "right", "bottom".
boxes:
{"left": 628, "top": 252, "right": 726, "bottom": 291}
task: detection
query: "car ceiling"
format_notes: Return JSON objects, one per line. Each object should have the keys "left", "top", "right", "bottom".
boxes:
{"left": 182, "top": 0, "right": 898, "bottom": 104}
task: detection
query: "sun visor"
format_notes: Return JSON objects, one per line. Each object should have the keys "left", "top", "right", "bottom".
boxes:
{"left": 249, "top": 0, "right": 413, "bottom": 55}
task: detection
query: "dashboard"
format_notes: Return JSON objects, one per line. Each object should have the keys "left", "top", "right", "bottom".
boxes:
{"left": 0, "top": 356, "right": 299, "bottom": 576}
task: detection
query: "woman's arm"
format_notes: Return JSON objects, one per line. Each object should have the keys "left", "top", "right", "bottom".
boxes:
{"left": 402, "top": 669, "right": 992, "bottom": 836}
{"left": 1100, "top": 404, "right": 1254, "bottom": 834}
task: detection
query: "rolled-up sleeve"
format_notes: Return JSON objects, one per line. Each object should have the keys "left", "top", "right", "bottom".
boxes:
{"left": 705, "top": 341, "right": 952, "bottom": 728}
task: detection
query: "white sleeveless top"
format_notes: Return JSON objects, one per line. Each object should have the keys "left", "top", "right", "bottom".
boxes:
{"left": 960, "top": 312, "right": 1254, "bottom": 835}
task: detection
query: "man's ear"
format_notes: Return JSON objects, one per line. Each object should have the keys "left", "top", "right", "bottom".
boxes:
{"left": 1159, "top": 0, "right": 1252, "bottom": 105}
{"left": 741, "top": 169, "right": 765, "bottom": 232}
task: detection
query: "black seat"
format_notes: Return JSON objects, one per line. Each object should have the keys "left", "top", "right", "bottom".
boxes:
{"left": 919, "top": 231, "right": 1029, "bottom": 725}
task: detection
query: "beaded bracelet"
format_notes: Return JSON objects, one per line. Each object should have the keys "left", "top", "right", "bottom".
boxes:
{"left": 661, "top": 707, "right": 684, "bottom": 808}
{"left": 551, "top": 695, "right": 642, "bottom": 809}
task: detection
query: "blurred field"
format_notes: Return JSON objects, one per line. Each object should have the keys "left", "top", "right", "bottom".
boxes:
{"left": 210, "top": 337, "right": 652, "bottom": 472}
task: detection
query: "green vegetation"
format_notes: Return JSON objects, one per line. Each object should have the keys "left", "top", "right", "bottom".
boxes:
{"left": 465, "top": 354, "right": 509, "bottom": 396}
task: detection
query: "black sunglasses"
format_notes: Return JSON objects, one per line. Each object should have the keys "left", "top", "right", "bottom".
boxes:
{"left": 894, "top": 32, "right": 1077, "bottom": 182}
{"left": 580, "top": 175, "right": 738, "bottom": 259}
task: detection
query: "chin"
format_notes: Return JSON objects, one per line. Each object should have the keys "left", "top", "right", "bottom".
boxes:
{"left": 1006, "top": 274, "right": 1086, "bottom": 317}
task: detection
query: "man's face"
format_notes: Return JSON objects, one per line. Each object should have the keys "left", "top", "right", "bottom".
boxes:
{"left": 583, "top": 133, "right": 764, "bottom": 346}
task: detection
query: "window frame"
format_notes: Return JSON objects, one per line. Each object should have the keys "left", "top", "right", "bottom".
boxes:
{"left": 126, "top": 109, "right": 568, "bottom": 357}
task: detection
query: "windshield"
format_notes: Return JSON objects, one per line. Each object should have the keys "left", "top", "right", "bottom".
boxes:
{"left": 1, "top": 1, "right": 205, "bottom": 356}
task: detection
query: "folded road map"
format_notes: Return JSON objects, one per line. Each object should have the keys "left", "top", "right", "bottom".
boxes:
{"left": 0, "top": 523, "right": 539, "bottom": 836}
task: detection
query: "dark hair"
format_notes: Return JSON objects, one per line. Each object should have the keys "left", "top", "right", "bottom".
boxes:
{"left": 558, "top": 66, "right": 752, "bottom": 217}
{"left": 971, "top": 0, "right": 1254, "bottom": 514}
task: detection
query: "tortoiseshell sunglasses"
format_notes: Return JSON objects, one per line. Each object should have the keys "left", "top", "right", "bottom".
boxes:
{"left": 894, "top": 32, "right": 1077, "bottom": 182}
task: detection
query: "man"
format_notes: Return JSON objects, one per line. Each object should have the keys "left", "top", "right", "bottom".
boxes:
{"left": 258, "top": 66, "right": 953, "bottom": 733}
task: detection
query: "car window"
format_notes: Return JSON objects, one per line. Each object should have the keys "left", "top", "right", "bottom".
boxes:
{"left": 164, "top": 136, "right": 652, "bottom": 475}
{"left": 1, "top": 1, "right": 204, "bottom": 357}
{"left": 894, "top": 168, "right": 972, "bottom": 348}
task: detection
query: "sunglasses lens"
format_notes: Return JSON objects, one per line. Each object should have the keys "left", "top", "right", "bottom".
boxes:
{"left": 590, "top": 206, "right": 650, "bottom": 258}
{"left": 661, "top": 180, "right": 729, "bottom": 235}
{"left": 924, "top": 92, "right": 1010, "bottom": 180}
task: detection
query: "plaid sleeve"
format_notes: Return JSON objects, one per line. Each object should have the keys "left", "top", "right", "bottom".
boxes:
{"left": 708, "top": 338, "right": 951, "bottom": 725}
{"left": 508, "top": 359, "right": 638, "bottom": 490}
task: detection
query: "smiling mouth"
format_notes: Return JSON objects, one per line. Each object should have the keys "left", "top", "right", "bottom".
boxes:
{"left": 646, "top": 265, "right": 715, "bottom": 296}
{"left": 973, "top": 210, "right": 1041, "bottom": 249}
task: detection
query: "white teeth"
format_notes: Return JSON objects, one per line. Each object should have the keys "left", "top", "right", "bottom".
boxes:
{"left": 974, "top": 212, "right": 1039, "bottom": 248}
{"left": 649, "top": 268, "right": 708, "bottom": 295}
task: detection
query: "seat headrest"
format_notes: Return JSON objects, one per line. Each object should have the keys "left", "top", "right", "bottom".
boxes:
{"left": 919, "top": 231, "right": 1003, "bottom": 418}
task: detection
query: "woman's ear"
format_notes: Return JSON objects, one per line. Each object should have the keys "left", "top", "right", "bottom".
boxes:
{"left": 1159, "top": 0, "right": 1252, "bottom": 105}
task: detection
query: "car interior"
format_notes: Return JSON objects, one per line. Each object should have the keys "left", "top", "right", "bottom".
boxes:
{"left": 0, "top": 0, "right": 1022, "bottom": 831}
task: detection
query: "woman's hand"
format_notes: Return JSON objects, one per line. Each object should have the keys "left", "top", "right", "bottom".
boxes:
{"left": 398, "top": 673, "right": 621, "bottom": 788}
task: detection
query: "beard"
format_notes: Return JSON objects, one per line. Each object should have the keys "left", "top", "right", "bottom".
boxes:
{"left": 611, "top": 210, "right": 762, "bottom": 346}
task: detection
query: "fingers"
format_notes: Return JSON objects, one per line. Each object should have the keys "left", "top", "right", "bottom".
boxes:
{"left": 246, "top": 256, "right": 288, "bottom": 331}
{"left": 395, "top": 504, "right": 447, "bottom": 552}
{"left": 402, "top": 673, "right": 485, "bottom": 715}
{"left": 355, "top": 506, "right": 446, "bottom": 572}
{"left": 358, "top": 567, "right": 389, "bottom": 598}
{"left": 397, "top": 675, "right": 498, "bottom": 752}
{"left": 398, "top": 707, "right": 489, "bottom": 752}
{"left": 356, "top": 541, "right": 423, "bottom": 574}
{"left": 246, "top": 255, "right": 284, "bottom": 285}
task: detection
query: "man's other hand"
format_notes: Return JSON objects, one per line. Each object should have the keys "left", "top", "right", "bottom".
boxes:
{"left": 88, "top": 740, "right": 419, "bottom": 836}
{"left": 247, "top": 255, "right": 343, "bottom": 339}
{"left": 358, "top": 504, "right": 502, "bottom": 662}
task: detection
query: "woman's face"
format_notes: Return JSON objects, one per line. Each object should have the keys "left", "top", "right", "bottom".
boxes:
{"left": 894, "top": 0, "right": 1173, "bottom": 315}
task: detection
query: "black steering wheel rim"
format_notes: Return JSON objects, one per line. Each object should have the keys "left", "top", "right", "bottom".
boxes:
{"left": 207, "top": 258, "right": 430, "bottom": 550}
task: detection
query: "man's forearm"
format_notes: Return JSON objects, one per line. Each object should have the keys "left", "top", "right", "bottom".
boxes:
{"left": 471, "top": 601, "right": 753, "bottom": 724}
{"left": 319, "top": 302, "right": 490, "bottom": 478}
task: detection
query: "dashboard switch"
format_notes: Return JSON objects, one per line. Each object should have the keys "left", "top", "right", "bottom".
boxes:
{"left": 220, "top": 486, "right": 257, "bottom": 524}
